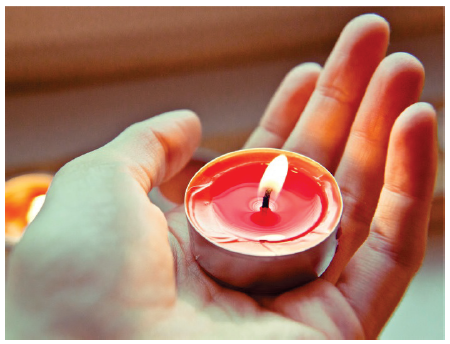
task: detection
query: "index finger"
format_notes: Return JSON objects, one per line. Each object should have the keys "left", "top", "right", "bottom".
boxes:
{"left": 244, "top": 63, "right": 321, "bottom": 149}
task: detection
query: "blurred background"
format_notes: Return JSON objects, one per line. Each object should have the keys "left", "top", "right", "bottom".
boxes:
{"left": 5, "top": 6, "right": 444, "bottom": 339}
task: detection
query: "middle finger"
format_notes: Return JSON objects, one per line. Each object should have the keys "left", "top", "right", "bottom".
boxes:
{"left": 283, "top": 14, "right": 389, "bottom": 173}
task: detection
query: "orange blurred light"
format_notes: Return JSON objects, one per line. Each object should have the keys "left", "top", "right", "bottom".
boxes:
{"left": 5, "top": 174, "right": 52, "bottom": 244}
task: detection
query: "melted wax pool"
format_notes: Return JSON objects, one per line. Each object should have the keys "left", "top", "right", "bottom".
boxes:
{"left": 188, "top": 161, "right": 328, "bottom": 243}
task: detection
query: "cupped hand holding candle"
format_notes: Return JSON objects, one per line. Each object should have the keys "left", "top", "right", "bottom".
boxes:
{"left": 6, "top": 14, "right": 438, "bottom": 340}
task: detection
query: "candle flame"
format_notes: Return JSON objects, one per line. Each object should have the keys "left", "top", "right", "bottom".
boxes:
{"left": 26, "top": 194, "right": 46, "bottom": 224}
{"left": 258, "top": 154, "right": 289, "bottom": 202}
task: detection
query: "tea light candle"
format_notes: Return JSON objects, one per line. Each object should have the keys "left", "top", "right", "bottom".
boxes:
{"left": 5, "top": 173, "right": 52, "bottom": 249}
{"left": 185, "top": 148, "right": 342, "bottom": 293}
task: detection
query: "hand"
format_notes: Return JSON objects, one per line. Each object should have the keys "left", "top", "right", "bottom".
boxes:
{"left": 6, "top": 14, "right": 437, "bottom": 339}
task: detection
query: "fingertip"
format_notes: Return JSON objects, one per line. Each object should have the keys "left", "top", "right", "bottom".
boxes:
{"left": 346, "top": 13, "right": 390, "bottom": 35}
{"left": 387, "top": 102, "right": 438, "bottom": 198}
{"left": 169, "top": 109, "right": 202, "bottom": 146}
{"left": 91, "top": 109, "right": 203, "bottom": 191}
{"left": 316, "top": 12, "right": 390, "bottom": 108}
{"left": 148, "top": 109, "right": 202, "bottom": 149}
{"left": 379, "top": 52, "right": 425, "bottom": 83}
{"left": 384, "top": 52, "right": 424, "bottom": 72}
{"left": 169, "top": 108, "right": 201, "bottom": 127}
{"left": 283, "top": 63, "right": 321, "bottom": 88}
{"left": 393, "top": 102, "right": 437, "bottom": 135}
{"left": 149, "top": 109, "right": 203, "bottom": 182}
{"left": 290, "top": 62, "right": 322, "bottom": 75}
{"left": 367, "top": 53, "right": 425, "bottom": 112}
{"left": 153, "top": 109, "right": 202, "bottom": 134}
{"left": 335, "top": 13, "right": 390, "bottom": 57}
{"left": 393, "top": 102, "right": 438, "bottom": 163}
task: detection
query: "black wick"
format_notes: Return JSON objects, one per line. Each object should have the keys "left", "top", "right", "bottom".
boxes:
{"left": 262, "top": 188, "right": 273, "bottom": 209}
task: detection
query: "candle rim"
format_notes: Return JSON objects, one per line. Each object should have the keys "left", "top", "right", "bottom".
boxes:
{"left": 185, "top": 148, "right": 343, "bottom": 257}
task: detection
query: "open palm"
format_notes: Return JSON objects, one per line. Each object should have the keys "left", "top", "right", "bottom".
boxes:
{"left": 6, "top": 14, "right": 437, "bottom": 339}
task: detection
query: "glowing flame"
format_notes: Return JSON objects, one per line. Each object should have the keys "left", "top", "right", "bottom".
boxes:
{"left": 26, "top": 194, "right": 46, "bottom": 224}
{"left": 258, "top": 154, "right": 289, "bottom": 202}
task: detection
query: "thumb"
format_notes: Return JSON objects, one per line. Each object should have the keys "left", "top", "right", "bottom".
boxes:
{"left": 6, "top": 110, "right": 201, "bottom": 338}
{"left": 107, "top": 109, "right": 202, "bottom": 191}
{"left": 68, "top": 109, "right": 202, "bottom": 192}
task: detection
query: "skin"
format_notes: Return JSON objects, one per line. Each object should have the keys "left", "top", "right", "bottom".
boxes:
{"left": 5, "top": 14, "right": 438, "bottom": 339}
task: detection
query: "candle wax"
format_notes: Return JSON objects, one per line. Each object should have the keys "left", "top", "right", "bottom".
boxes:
{"left": 187, "top": 151, "right": 340, "bottom": 256}
{"left": 207, "top": 163, "right": 326, "bottom": 242}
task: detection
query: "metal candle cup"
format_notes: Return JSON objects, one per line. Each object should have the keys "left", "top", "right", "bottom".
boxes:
{"left": 185, "top": 148, "right": 342, "bottom": 294}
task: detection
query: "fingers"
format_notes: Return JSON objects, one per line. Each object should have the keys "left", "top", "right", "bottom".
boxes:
{"left": 336, "top": 103, "right": 438, "bottom": 339}
{"left": 80, "top": 109, "right": 202, "bottom": 192}
{"left": 322, "top": 53, "right": 425, "bottom": 283}
{"left": 283, "top": 14, "right": 390, "bottom": 172}
{"left": 244, "top": 63, "right": 321, "bottom": 148}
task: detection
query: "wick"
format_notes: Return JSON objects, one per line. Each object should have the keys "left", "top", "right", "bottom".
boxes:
{"left": 262, "top": 188, "right": 272, "bottom": 209}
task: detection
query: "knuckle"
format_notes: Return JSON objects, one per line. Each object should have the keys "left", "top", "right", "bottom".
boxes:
{"left": 341, "top": 186, "right": 376, "bottom": 231}
{"left": 349, "top": 126, "right": 382, "bottom": 147}
{"left": 122, "top": 122, "right": 169, "bottom": 160}
{"left": 122, "top": 122, "right": 157, "bottom": 149}
{"left": 315, "top": 82, "right": 354, "bottom": 106}
{"left": 367, "top": 228, "right": 424, "bottom": 272}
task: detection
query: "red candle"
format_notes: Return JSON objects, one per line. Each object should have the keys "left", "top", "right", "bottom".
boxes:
{"left": 185, "top": 148, "right": 342, "bottom": 293}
